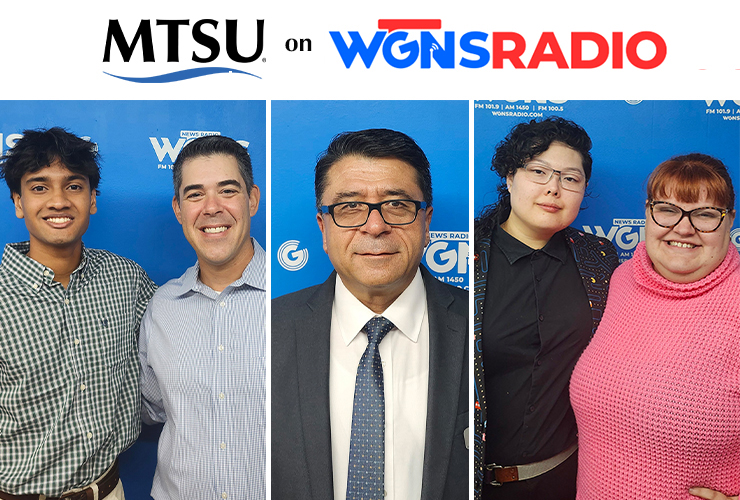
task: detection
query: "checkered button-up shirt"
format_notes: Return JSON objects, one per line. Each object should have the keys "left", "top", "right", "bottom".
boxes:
{"left": 0, "top": 242, "right": 156, "bottom": 495}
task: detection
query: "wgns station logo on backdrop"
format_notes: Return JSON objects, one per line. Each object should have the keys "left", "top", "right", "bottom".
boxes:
{"left": 475, "top": 99, "right": 568, "bottom": 119}
{"left": 150, "top": 130, "right": 249, "bottom": 170}
{"left": 277, "top": 232, "right": 469, "bottom": 289}
{"left": 584, "top": 218, "right": 740, "bottom": 259}
{"left": 583, "top": 219, "right": 645, "bottom": 262}
{"left": 278, "top": 240, "right": 309, "bottom": 271}
{"left": 330, "top": 20, "right": 666, "bottom": 70}
{"left": 0, "top": 132, "right": 95, "bottom": 156}
{"left": 102, "top": 19, "right": 264, "bottom": 82}
{"left": 0, "top": 133, "right": 22, "bottom": 156}
{"left": 425, "top": 231, "right": 469, "bottom": 289}
{"left": 704, "top": 100, "right": 740, "bottom": 121}
{"left": 732, "top": 229, "right": 740, "bottom": 249}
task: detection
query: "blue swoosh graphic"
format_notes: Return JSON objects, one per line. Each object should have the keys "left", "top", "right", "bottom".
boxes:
{"left": 103, "top": 67, "right": 261, "bottom": 83}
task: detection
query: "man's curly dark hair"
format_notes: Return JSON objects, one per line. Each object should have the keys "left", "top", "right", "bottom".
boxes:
{"left": 475, "top": 116, "right": 593, "bottom": 237}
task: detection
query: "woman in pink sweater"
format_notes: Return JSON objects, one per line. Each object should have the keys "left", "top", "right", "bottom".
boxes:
{"left": 570, "top": 154, "right": 740, "bottom": 500}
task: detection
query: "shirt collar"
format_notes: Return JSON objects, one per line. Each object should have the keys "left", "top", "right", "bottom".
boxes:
{"left": 175, "top": 238, "right": 267, "bottom": 296}
{"left": 492, "top": 225, "right": 569, "bottom": 264}
{"left": 2, "top": 241, "right": 91, "bottom": 290}
{"left": 333, "top": 268, "right": 427, "bottom": 347}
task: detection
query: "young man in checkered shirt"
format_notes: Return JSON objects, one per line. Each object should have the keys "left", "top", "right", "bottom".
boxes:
{"left": 0, "top": 127, "right": 155, "bottom": 500}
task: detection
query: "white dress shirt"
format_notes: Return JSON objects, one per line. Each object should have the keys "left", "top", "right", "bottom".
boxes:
{"left": 330, "top": 269, "right": 429, "bottom": 500}
{"left": 140, "top": 240, "right": 266, "bottom": 500}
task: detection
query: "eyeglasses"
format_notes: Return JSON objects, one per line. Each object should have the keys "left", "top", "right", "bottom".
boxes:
{"left": 321, "top": 199, "right": 428, "bottom": 228}
{"left": 649, "top": 200, "right": 729, "bottom": 233}
{"left": 521, "top": 161, "right": 586, "bottom": 192}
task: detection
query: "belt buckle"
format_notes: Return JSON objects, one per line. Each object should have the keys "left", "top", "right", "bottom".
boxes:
{"left": 58, "top": 490, "right": 87, "bottom": 500}
{"left": 484, "top": 463, "right": 503, "bottom": 487}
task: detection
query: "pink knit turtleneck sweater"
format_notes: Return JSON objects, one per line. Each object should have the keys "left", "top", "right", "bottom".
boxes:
{"left": 570, "top": 242, "right": 740, "bottom": 500}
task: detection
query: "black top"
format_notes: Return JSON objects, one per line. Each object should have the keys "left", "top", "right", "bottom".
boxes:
{"left": 483, "top": 225, "right": 591, "bottom": 465}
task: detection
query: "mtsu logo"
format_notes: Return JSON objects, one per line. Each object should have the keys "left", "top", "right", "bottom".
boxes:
{"left": 103, "top": 19, "right": 264, "bottom": 82}
{"left": 278, "top": 240, "right": 309, "bottom": 271}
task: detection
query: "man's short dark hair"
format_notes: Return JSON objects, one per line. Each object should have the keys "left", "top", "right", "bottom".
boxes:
{"left": 0, "top": 127, "right": 100, "bottom": 200}
{"left": 314, "top": 128, "right": 433, "bottom": 210}
{"left": 172, "top": 135, "right": 254, "bottom": 202}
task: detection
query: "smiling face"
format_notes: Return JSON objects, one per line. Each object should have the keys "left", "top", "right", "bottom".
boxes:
{"left": 316, "top": 155, "right": 432, "bottom": 311}
{"left": 13, "top": 160, "right": 96, "bottom": 257}
{"left": 502, "top": 141, "right": 586, "bottom": 248}
{"left": 645, "top": 188, "right": 734, "bottom": 283}
{"left": 173, "top": 154, "right": 259, "bottom": 280}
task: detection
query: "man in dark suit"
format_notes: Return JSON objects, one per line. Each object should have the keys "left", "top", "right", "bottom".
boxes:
{"left": 272, "top": 128, "right": 468, "bottom": 500}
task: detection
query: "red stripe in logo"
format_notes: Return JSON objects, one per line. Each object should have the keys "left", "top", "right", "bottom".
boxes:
{"left": 377, "top": 19, "right": 442, "bottom": 32}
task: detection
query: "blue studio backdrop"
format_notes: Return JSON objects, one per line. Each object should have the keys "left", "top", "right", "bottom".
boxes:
{"left": 271, "top": 100, "right": 469, "bottom": 298}
{"left": 0, "top": 101, "right": 266, "bottom": 499}
{"left": 474, "top": 100, "right": 740, "bottom": 261}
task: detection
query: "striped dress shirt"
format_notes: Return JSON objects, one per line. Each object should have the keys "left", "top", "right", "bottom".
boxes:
{"left": 0, "top": 242, "right": 155, "bottom": 495}
{"left": 140, "top": 240, "right": 266, "bottom": 500}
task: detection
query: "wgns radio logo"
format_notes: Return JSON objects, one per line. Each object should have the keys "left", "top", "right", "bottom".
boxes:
{"left": 424, "top": 231, "right": 469, "bottom": 289}
{"left": 330, "top": 20, "right": 667, "bottom": 70}
{"left": 1, "top": 132, "right": 95, "bottom": 156}
{"left": 731, "top": 228, "right": 740, "bottom": 250}
{"left": 0, "top": 133, "right": 22, "bottom": 156}
{"left": 277, "top": 240, "right": 310, "bottom": 271}
{"left": 103, "top": 19, "right": 264, "bottom": 83}
{"left": 151, "top": 131, "right": 249, "bottom": 169}
{"left": 704, "top": 100, "right": 740, "bottom": 121}
{"left": 583, "top": 218, "right": 645, "bottom": 262}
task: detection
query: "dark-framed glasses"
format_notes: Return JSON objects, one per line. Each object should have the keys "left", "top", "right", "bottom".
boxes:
{"left": 522, "top": 161, "right": 586, "bottom": 192}
{"left": 649, "top": 200, "right": 729, "bottom": 233}
{"left": 321, "top": 199, "right": 428, "bottom": 228}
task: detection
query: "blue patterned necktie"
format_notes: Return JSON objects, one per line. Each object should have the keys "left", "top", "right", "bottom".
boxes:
{"left": 346, "top": 316, "right": 395, "bottom": 500}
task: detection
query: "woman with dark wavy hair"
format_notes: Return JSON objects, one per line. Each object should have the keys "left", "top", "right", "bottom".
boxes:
{"left": 473, "top": 117, "right": 619, "bottom": 499}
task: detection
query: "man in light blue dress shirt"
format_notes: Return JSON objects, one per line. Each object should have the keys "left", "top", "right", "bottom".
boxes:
{"left": 139, "top": 135, "right": 265, "bottom": 500}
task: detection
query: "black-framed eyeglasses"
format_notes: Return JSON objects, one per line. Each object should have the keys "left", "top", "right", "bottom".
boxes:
{"left": 522, "top": 161, "right": 586, "bottom": 192}
{"left": 649, "top": 200, "right": 729, "bottom": 233}
{"left": 320, "top": 199, "right": 428, "bottom": 228}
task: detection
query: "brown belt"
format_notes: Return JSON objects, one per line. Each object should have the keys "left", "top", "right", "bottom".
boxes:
{"left": 0, "top": 460, "right": 119, "bottom": 500}
{"left": 484, "top": 443, "right": 578, "bottom": 486}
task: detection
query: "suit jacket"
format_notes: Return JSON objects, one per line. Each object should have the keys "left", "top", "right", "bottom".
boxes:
{"left": 272, "top": 266, "right": 468, "bottom": 500}
{"left": 472, "top": 226, "right": 620, "bottom": 499}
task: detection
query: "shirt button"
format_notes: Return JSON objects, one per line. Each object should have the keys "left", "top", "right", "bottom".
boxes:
{"left": 536, "top": 359, "right": 543, "bottom": 366}
{"left": 64, "top": 299, "right": 70, "bottom": 305}
{"left": 221, "top": 493, "right": 227, "bottom": 499}
{"left": 219, "top": 392, "right": 225, "bottom": 400}
{"left": 43, "top": 270, "right": 50, "bottom": 276}
{"left": 32, "top": 283, "right": 39, "bottom": 289}
{"left": 218, "top": 345, "right": 225, "bottom": 352}
{"left": 538, "top": 314, "right": 544, "bottom": 322}
{"left": 529, "top": 405, "right": 536, "bottom": 413}
{"left": 80, "top": 384, "right": 86, "bottom": 391}
{"left": 220, "top": 442, "right": 226, "bottom": 450}
{"left": 74, "top": 338, "right": 80, "bottom": 345}
{"left": 220, "top": 301, "right": 226, "bottom": 307}
{"left": 86, "top": 432, "right": 93, "bottom": 439}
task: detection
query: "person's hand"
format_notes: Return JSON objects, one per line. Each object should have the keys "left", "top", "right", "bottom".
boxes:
{"left": 689, "top": 487, "right": 739, "bottom": 500}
